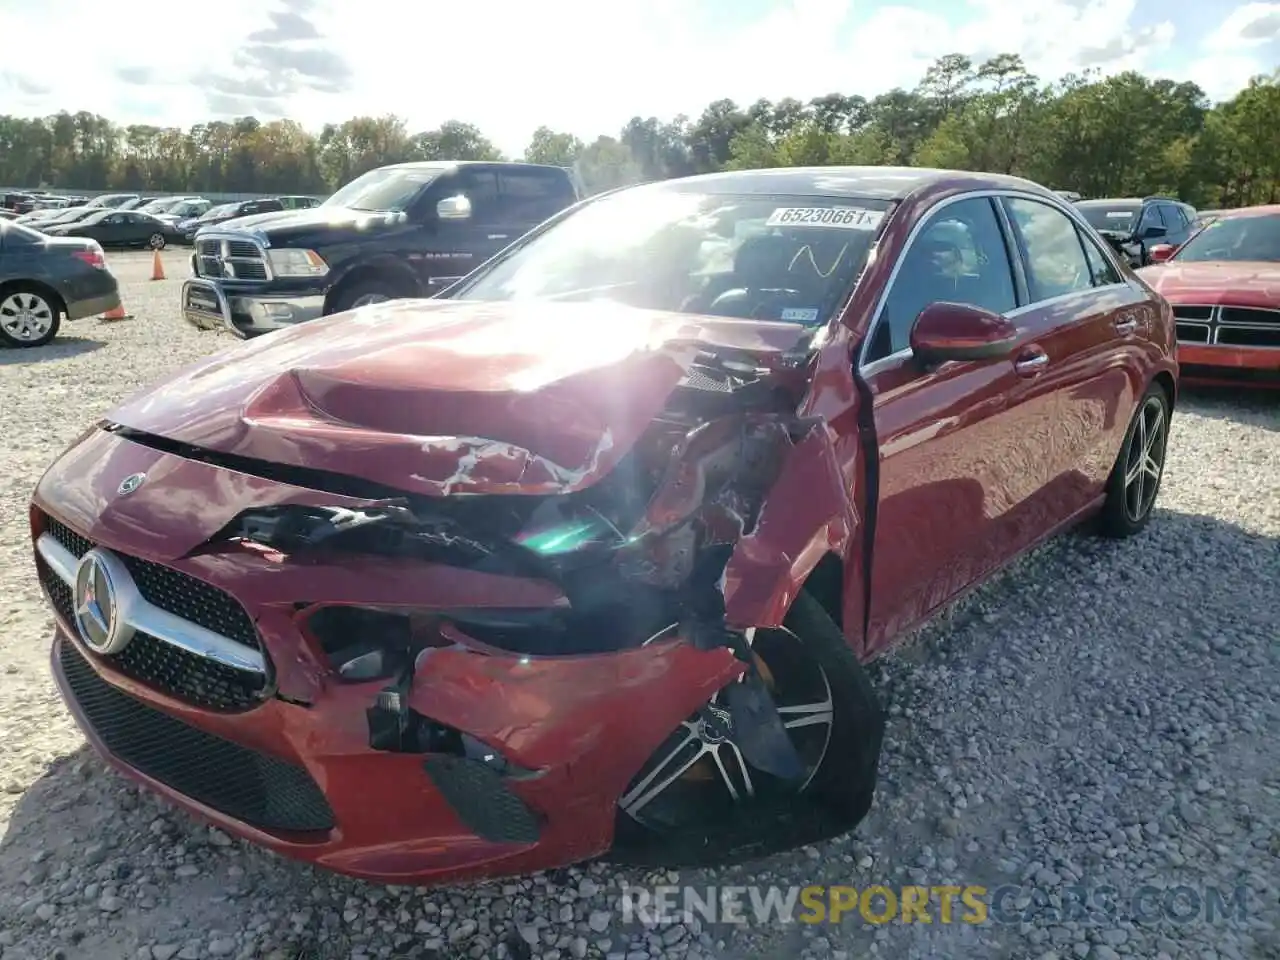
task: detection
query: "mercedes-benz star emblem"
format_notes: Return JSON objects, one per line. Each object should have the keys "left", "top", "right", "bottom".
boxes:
{"left": 117, "top": 473, "right": 145, "bottom": 496}
{"left": 72, "top": 549, "right": 136, "bottom": 654}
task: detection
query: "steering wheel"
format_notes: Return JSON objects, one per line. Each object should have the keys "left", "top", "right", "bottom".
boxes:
{"left": 706, "top": 286, "right": 806, "bottom": 321}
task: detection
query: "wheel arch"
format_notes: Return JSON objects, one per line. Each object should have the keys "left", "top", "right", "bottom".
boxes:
{"left": 1152, "top": 369, "right": 1176, "bottom": 412}
{"left": 0, "top": 278, "right": 66, "bottom": 316}
{"left": 799, "top": 551, "right": 845, "bottom": 634}
{"left": 324, "top": 258, "right": 422, "bottom": 314}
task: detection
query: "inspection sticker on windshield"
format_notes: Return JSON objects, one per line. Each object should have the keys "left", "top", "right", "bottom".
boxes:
{"left": 766, "top": 206, "right": 884, "bottom": 230}
{"left": 1106, "top": 211, "right": 1132, "bottom": 219}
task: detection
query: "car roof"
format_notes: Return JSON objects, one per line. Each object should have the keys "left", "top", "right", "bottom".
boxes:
{"left": 1077, "top": 198, "right": 1144, "bottom": 206}
{"left": 636, "top": 166, "right": 1057, "bottom": 202}
{"left": 380, "top": 160, "right": 575, "bottom": 176}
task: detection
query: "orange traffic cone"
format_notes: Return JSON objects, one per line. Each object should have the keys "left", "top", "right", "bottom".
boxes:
{"left": 100, "top": 301, "right": 132, "bottom": 323}
{"left": 150, "top": 248, "right": 165, "bottom": 281}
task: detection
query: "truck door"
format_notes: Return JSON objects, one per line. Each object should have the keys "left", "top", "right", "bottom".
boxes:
{"left": 411, "top": 169, "right": 499, "bottom": 294}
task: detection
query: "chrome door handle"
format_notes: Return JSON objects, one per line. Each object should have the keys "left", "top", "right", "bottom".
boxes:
{"left": 1014, "top": 353, "right": 1049, "bottom": 375}
{"left": 1115, "top": 314, "right": 1138, "bottom": 334}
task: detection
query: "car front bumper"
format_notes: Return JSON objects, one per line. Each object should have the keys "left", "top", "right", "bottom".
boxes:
{"left": 1177, "top": 342, "right": 1280, "bottom": 388}
{"left": 32, "top": 427, "right": 738, "bottom": 884}
{"left": 182, "top": 278, "right": 326, "bottom": 338}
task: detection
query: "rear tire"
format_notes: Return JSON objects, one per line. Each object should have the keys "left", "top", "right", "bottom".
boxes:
{"left": 1096, "top": 382, "right": 1170, "bottom": 538}
{"left": 0, "top": 285, "right": 62, "bottom": 347}
{"left": 149, "top": 233, "right": 166, "bottom": 250}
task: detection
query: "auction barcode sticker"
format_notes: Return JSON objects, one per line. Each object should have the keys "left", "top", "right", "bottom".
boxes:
{"left": 766, "top": 206, "right": 885, "bottom": 230}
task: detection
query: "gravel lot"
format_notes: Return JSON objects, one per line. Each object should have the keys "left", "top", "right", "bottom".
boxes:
{"left": 0, "top": 250, "right": 1276, "bottom": 960}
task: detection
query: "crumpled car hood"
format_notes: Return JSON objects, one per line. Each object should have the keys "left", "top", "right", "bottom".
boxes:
{"left": 108, "top": 299, "right": 810, "bottom": 496}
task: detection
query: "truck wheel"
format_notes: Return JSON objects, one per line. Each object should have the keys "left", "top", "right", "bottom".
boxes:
{"left": 329, "top": 279, "right": 404, "bottom": 314}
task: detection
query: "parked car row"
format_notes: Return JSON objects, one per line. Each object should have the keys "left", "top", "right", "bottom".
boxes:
{"left": 170, "top": 195, "right": 321, "bottom": 244}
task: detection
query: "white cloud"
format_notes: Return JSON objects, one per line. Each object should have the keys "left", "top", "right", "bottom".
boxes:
{"left": 0, "top": 0, "right": 1259, "bottom": 157}
{"left": 1178, "top": 2, "right": 1280, "bottom": 101}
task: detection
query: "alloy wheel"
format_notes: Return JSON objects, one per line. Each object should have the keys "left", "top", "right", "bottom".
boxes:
{"left": 149, "top": 233, "right": 165, "bottom": 249}
{"left": 1122, "top": 394, "right": 1168, "bottom": 523}
{"left": 0, "top": 292, "right": 55, "bottom": 341}
{"left": 619, "top": 626, "right": 834, "bottom": 832}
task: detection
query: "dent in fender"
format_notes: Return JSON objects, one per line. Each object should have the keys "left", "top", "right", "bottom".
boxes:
{"left": 720, "top": 423, "right": 857, "bottom": 629}
{"left": 401, "top": 637, "right": 744, "bottom": 857}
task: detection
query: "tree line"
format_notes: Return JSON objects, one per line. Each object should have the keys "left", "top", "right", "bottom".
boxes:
{"left": 2, "top": 54, "right": 1277, "bottom": 208}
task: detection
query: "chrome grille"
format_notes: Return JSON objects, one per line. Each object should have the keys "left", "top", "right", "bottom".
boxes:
{"left": 1172, "top": 304, "right": 1280, "bottom": 349}
{"left": 36, "top": 513, "right": 269, "bottom": 712}
{"left": 194, "top": 235, "right": 271, "bottom": 282}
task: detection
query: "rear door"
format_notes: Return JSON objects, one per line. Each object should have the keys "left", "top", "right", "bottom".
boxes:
{"left": 998, "top": 195, "right": 1149, "bottom": 523}
{"left": 497, "top": 167, "right": 579, "bottom": 239}
{"left": 859, "top": 194, "right": 1027, "bottom": 653}
{"left": 92, "top": 213, "right": 129, "bottom": 246}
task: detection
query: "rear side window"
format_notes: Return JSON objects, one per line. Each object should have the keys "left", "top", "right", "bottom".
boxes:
{"left": 1002, "top": 197, "right": 1093, "bottom": 302}
{"left": 499, "top": 170, "right": 577, "bottom": 223}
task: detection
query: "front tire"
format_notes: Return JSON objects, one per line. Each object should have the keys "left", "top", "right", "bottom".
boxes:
{"left": 1097, "top": 382, "right": 1170, "bottom": 538}
{"left": 611, "top": 592, "right": 884, "bottom": 866}
{"left": 329, "top": 278, "right": 404, "bottom": 314}
{"left": 0, "top": 286, "right": 62, "bottom": 347}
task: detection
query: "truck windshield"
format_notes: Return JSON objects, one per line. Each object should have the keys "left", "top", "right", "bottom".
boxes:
{"left": 452, "top": 186, "right": 893, "bottom": 327}
{"left": 324, "top": 167, "right": 440, "bottom": 212}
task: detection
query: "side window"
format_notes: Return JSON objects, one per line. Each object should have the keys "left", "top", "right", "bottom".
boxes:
{"left": 498, "top": 170, "right": 576, "bottom": 224}
{"left": 450, "top": 170, "right": 499, "bottom": 222}
{"left": 1076, "top": 227, "right": 1122, "bottom": 286}
{"left": 1137, "top": 204, "right": 1162, "bottom": 234}
{"left": 1003, "top": 197, "right": 1093, "bottom": 302}
{"left": 870, "top": 197, "right": 1017, "bottom": 361}
{"left": 260, "top": 200, "right": 284, "bottom": 213}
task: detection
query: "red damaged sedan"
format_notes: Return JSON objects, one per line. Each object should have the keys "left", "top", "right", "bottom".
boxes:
{"left": 1141, "top": 203, "right": 1280, "bottom": 388}
{"left": 31, "top": 167, "right": 1177, "bottom": 885}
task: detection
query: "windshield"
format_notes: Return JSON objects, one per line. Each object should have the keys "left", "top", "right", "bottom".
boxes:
{"left": 1172, "top": 212, "right": 1280, "bottom": 263}
{"left": 454, "top": 187, "right": 892, "bottom": 326}
{"left": 323, "top": 166, "right": 440, "bottom": 212}
{"left": 1078, "top": 203, "right": 1140, "bottom": 234}
{"left": 78, "top": 210, "right": 110, "bottom": 224}
{"left": 168, "top": 201, "right": 204, "bottom": 217}
{"left": 140, "top": 199, "right": 178, "bottom": 214}
{"left": 198, "top": 204, "right": 235, "bottom": 221}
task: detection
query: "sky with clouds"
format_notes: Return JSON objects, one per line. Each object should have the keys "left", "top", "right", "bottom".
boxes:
{"left": 0, "top": 0, "right": 1277, "bottom": 157}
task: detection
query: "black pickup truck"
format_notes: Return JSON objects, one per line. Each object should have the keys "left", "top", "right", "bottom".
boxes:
{"left": 181, "top": 161, "right": 582, "bottom": 338}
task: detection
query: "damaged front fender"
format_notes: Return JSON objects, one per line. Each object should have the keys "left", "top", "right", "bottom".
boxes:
{"left": 398, "top": 635, "right": 744, "bottom": 865}
{"left": 720, "top": 422, "right": 858, "bottom": 630}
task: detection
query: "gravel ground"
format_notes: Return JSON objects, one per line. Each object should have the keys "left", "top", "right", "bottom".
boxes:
{"left": 0, "top": 251, "right": 1276, "bottom": 960}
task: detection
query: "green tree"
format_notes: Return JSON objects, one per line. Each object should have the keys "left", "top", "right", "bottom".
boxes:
{"left": 0, "top": 56, "right": 1270, "bottom": 206}
{"left": 523, "top": 126, "right": 583, "bottom": 167}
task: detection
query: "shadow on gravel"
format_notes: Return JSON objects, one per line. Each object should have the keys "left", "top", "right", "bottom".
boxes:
{"left": 1180, "top": 385, "right": 1280, "bottom": 433}
{"left": 0, "top": 337, "right": 105, "bottom": 365}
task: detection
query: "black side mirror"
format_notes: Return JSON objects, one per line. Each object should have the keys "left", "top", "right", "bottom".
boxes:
{"left": 1141, "top": 224, "right": 1167, "bottom": 240}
